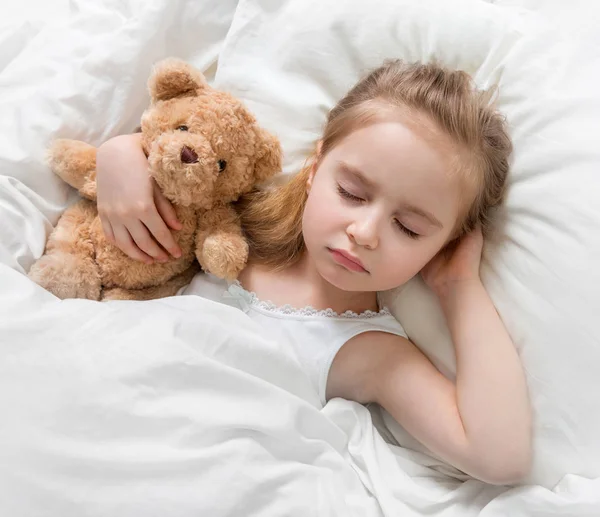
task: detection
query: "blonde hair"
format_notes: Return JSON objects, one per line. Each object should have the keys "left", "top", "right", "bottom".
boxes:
{"left": 236, "top": 59, "right": 512, "bottom": 270}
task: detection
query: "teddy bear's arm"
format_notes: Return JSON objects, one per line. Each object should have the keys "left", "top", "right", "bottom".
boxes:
{"left": 195, "top": 204, "right": 249, "bottom": 281}
{"left": 48, "top": 139, "right": 98, "bottom": 200}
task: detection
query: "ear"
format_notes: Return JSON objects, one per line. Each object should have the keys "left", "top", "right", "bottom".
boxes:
{"left": 148, "top": 58, "right": 208, "bottom": 103}
{"left": 253, "top": 127, "right": 283, "bottom": 182}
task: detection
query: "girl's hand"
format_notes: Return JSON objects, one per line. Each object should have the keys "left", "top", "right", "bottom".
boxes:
{"left": 96, "top": 133, "right": 182, "bottom": 264}
{"left": 421, "top": 226, "right": 484, "bottom": 297}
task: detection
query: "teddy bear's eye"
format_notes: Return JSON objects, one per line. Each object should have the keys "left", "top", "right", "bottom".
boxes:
{"left": 176, "top": 125, "right": 189, "bottom": 132}
{"left": 217, "top": 160, "right": 227, "bottom": 173}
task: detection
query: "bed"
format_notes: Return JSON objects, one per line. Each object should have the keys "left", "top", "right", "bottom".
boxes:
{"left": 1, "top": 0, "right": 600, "bottom": 515}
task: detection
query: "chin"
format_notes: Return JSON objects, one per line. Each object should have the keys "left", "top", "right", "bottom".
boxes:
{"left": 321, "top": 263, "right": 411, "bottom": 293}
{"left": 316, "top": 261, "right": 370, "bottom": 293}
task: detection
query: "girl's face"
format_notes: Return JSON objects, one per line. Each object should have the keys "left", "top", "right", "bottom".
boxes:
{"left": 302, "top": 118, "right": 464, "bottom": 293}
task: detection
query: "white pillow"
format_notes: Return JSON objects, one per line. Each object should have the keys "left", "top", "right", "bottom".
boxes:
{"left": 215, "top": 0, "right": 600, "bottom": 488}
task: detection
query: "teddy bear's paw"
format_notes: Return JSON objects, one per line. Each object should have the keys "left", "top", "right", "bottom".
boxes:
{"left": 28, "top": 253, "right": 101, "bottom": 300}
{"left": 201, "top": 234, "right": 249, "bottom": 281}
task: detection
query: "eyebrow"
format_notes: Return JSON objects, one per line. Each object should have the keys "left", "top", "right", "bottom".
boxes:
{"left": 338, "top": 161, "right": 444, "bottom": 229}
{"left": 338, "top": 162, "right": 378, "bottom": 190}
{"left": 403, "top": 203, "right": 444, "bottom": 228}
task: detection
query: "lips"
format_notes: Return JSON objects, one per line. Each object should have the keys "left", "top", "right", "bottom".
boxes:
{"left": 328, "top": 248, "right": 368, "bottom": 273}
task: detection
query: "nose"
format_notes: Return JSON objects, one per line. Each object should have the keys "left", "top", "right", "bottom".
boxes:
{"left": 347, "top": 215, "right": 379, "bottom": 250}
{"left": 180, "top": 145, "right": 199, "bottom": 164}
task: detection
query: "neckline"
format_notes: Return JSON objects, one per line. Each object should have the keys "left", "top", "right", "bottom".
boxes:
{"left": 228, "top": 280, "right": 390, "bottom": 319}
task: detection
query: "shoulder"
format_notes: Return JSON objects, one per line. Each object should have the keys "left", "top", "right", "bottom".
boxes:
{"left": 326, "top": 330, "right": 415, "bottom": 404}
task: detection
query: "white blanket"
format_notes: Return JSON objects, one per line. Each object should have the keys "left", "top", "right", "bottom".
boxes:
{"left": 4, "top": 264, "right": 600, "bottom": 516}
{"left": 1, "top": 0, "right": 600, "bottom": 516}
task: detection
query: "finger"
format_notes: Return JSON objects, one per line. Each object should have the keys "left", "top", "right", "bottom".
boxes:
{"left": 127, "top": 220, "right": 170, "bottom": 262}
{"left": 112, "top": 224, "right": 154, "bottom": 264}
{"left": 467, "top": 224, "right": 483, "bottom": 241}
{"left": 154, "top": 182, "right": 182, "bottom": 230}
{"left": 462, "top": 227, "right": 484, "bottom": 254}
{"left": 100, "top": 215, "right": 116, "bottom": 245}
{"left": 143, "top": 210, "right": 182, "bottom": 258}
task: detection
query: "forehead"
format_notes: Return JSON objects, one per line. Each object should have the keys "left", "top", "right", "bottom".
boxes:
{"left": 327, "top": 119, "right": 464, "bottom": 220}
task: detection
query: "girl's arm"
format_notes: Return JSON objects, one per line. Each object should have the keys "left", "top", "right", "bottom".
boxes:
{"left": 96, "top": 132, "right": 182, "bottom": 263}
{"left": 328, "top": 229, "right": 532, "bottom": 484}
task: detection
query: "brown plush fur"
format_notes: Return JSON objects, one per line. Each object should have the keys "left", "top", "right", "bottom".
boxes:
{"left": 28, "top": 58, "right": 282, "bottom": 301}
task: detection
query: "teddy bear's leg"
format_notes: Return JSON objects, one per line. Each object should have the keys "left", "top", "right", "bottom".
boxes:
{"left": 101, "top": 263, "right": 200, "bottom": 301}
{"left": 27, "top": 200, "right": 102, "bottom": 300}
{"left": 195, "top": 205, "right": 249, "bottom": 281}
{"left": 48, "top": 139, "right": 98, "bottom": 201}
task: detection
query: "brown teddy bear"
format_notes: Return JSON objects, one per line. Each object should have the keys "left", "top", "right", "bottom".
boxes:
{"left": 27, "top": 58, "right": 282, "bottom": 301}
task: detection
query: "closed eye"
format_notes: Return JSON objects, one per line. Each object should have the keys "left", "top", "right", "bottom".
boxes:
{"left": 338, "top": 183, "right": 420, "bottom": 239}
{"left": 394, "top": 219, "right": 420, "bottom": 239}
{"left": 337, "top": 185, "right": 364, "bottom": 203}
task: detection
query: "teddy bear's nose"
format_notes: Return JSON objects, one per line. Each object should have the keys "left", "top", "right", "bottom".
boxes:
{"left": 180, "top": 145, "right": 199, "bottom": 164}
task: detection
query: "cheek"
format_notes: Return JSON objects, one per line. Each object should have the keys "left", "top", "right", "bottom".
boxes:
{"left": 302, "top": 183, "right": 341, "bottom": 240}
{"left": 379, "top": 235, "right": 447, "bottom": 284}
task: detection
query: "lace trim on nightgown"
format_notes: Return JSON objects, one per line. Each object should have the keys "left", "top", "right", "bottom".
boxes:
{"left": 229, "top": 280, "right": 391, "bottom": 319}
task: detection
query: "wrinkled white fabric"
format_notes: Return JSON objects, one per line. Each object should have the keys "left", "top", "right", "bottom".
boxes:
{"left": 1, "top": 0, "right": 600, "bottom": 515}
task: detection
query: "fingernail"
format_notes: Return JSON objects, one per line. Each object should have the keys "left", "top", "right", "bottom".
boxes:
{"left": 158, "top": 257, "right": 168, "bottom": 263}
{"left": 173, "top": 249, "right": 182, "bottom": 258}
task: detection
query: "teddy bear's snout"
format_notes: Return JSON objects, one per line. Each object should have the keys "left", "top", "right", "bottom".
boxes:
{"left": 180, "top": 145, "right": 199, "bottom": 164}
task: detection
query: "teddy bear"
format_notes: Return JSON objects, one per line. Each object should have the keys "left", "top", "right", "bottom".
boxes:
{"left": 27, "top": 58, "right": 282, "bottom": 301}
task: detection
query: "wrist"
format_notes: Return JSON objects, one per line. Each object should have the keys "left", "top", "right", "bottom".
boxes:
{"left": 433, "top": 277, "right": 483, "bottom": 305}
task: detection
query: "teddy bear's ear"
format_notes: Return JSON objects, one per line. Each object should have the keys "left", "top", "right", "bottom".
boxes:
{"left": 253, "top": 127, "right": 283, "bottom": 182}
{"left": 148, "top": 58, "right": 208, "bottom": 103}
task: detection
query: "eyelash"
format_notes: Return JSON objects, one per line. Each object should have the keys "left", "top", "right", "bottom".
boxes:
{"left": 337, "top": 185, "right": 420, "bottom": 240}
{"left": 337, "top": 185, "right": 364, "bottom": 203}
{"left": 394, "top": 220, "right": 419, "bottom": 239}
